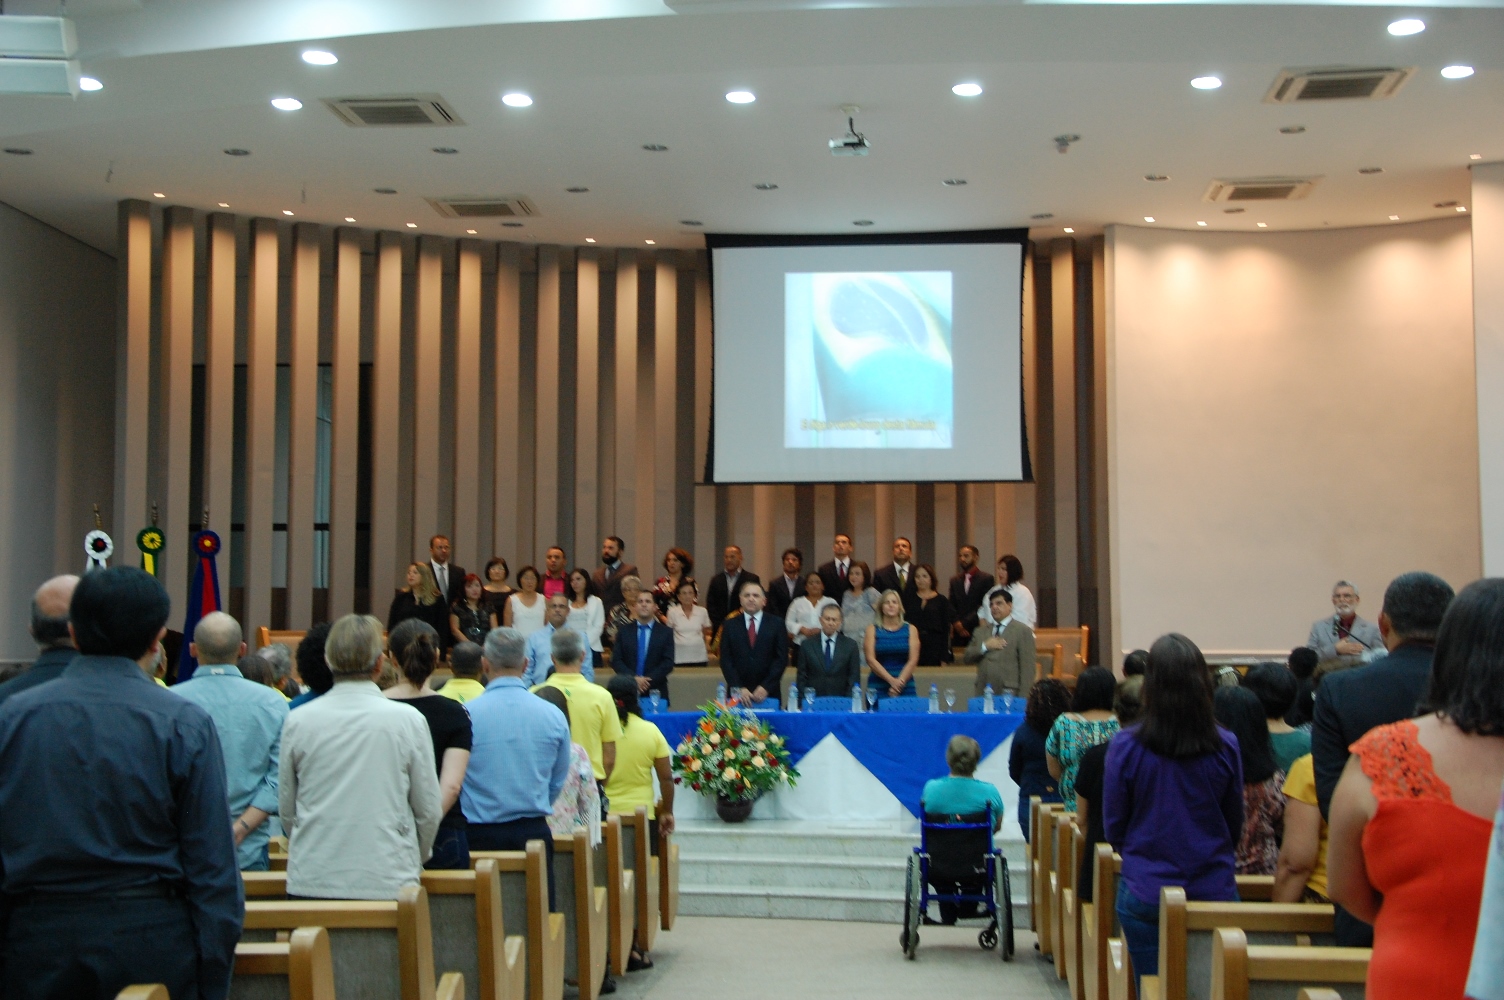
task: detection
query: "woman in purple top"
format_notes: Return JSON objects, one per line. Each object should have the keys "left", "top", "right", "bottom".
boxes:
{"left": 1103, "top": 633, "right": 1244, "bottom": 986}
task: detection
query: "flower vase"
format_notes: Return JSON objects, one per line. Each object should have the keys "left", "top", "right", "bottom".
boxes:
{"left": 715, "top": 795, "right": 754, "bottom": 823}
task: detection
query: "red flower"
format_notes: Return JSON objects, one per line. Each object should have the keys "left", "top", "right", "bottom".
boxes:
{"left": 729, "top": 738, "right": 740, "bottom": 748}
{"left": 691, "top": 782, "right": 701, "bottom": 791}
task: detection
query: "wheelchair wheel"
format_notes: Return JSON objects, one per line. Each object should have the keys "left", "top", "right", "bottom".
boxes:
{"left": 997, "top": 858, "right": 1015, "bottom": 961}
{"left": 901, "top": 854, "right": 922, "bottom": 960}
{"left": 978, "top": 923, "right": 998, "bottom": 950}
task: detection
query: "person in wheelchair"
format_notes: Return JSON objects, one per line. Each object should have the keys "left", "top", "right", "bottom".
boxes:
{"left": 919, "top": 735, "right": 1004, "bottom": 924}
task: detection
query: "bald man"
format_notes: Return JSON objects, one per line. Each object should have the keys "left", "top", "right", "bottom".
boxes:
{"left": 0, "top": 575, "right": 79, "bottom": 707}
{"left": 172, "top": 611, "right": 289, "bottom": 870}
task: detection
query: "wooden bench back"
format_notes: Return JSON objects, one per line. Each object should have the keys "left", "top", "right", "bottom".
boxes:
{"left": 1211, "top": 928, "right": 1369, "bottom": 1000}
{"left": 231, "top": 926, "right": 337, "bottom": 1000}
{"left": 619, "top": 808, "right": 661, "bottom": 952}
{"left": 256, "top": 628, "right": 308, "bottom": 653}
{"left": 1160, "top": 887, "right": 1335, "bottom": 1000}
{"left": 602, "top": 814, "right": 636, "bottom": 976}
{"left": 422, "top": 859, "right": 526, "bottom": 1000}
{"left": 1036, "top": 626, "right": 1090, "bottom": 678}
{"left": 470, "top": 841, "right": 564, "bottom": 1000}
{"left": 551, "top": 829, "right": 609, "bottom": 1000}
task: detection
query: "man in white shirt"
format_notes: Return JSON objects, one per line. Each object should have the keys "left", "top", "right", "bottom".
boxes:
{"left": 428, "top": 534, "right": 465, "bottom": 607}
{"left": 818, "top": 533, "right": 856, "bottom": 601}
{"left": 522, "top": 595, "right": 593, "bottom": 686}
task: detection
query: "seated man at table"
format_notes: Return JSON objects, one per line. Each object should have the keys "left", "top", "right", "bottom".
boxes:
{"left": 796, "top": 605, "right": 863, "bottom": 697}
{"left": 719, "top": 582, "right": 788, "bottom": 705}
{"left": 920, "top": 735, "right": 1005, "bottom": 923}
{"left": 963, "top": 589, "right": 1036, "bottom": 696}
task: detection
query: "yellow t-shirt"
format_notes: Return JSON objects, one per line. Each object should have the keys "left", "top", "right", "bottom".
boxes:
{"left": 439, "top": 677, "right": 486, "bottom": 704}
{"left": 533, "top": 673, "right": 622, "bottom": 780}
{"left": 605, "top": 714, "right": 672, "bottom": 819}
{"left": 1281, "top": 754, "right": 1328, "bottom": 898}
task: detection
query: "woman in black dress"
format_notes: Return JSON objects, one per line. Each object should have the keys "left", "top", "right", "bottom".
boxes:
{"left": 387, "top": 562, "right": 449, "bottom": 638}
{"left": 907, "top": 564, "right": 956, "bottom": 665}
{"left": 450, "top": 574, "right": 495, "bottom": 648}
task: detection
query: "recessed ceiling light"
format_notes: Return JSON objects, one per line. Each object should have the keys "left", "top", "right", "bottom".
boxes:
{"left": 566, "top": 186, "right": 589, "bottom": 193}
{"left": 853, "top": 220, "right": 875, "bottom": 226}
{"left": 1441, "top": 65, "right": 1475, "bottom": 80}
{"left": 943, "top": 178, "right": 968, "bottom": 186}
{"left": 344, "top": 217, "right": 356, "bottom": 222}
{"left": 1143, "top": 216, "right": 1156, "bottom": 223}
{"left": 79, "top": 76, "right": 102, "bottom": 91}
{"left": 952, "top": 82, "right": 983, "bottom": 97}
{"left": 406, "top": 222, "right": 417, "bottom": 228}
{"left": 1257, "top": 222, "right": 1268, "bottom": 228}
{"left": 502, "top": 222, "right": 524, "bottom": 228}
{"left": 1144, "top": 174, "right": 1170, "bottom": 182}
{"left": 642, "top": 143, "right": 668, "bottom": 152}
{"left": 1279, "top": 125, "right": 1306, "bottom": 135}
{"left": 1457, "top": 206, "right": 1469, "bottom": 212}
{"left": 1030, "top": 212, "right": 1054, "bottom": 220}
{"left": 3, "top": 148, "right": 32, "bottom": 155}
{"left": 218, "top": 202, "right": 230, "bottom": 208}
{"left": 1387, "top": 18, "right": 1425, "bottom": 35}
{"left": 153, "top": 192, "right": 166, "bottom": 198}
{"left": 1359, "top": 167, "right": 1384, "bottom": 175}
{"left": 1063, "top": 227, "right": 1075, "bottom": 234}
{"left": 585, "top": 238, "right": 597, "bottom": 243}
{"left": 754, "top": 183, "right": 778, "bottom": 190}
{"left": 1197, "top": 221, "right": 1208, "bottom": 226}
{"left": 725, "top": 90, "right": 756, "bottom": 104}
{"left": 374, "top": 188, "right": 397, "bottom": 194}
{"left": 1190, "top": 75, "right": 1222, "bottom": 90}
{"left": 271, "top": 97, "right": 303, "bottom": 111}
{"left": 283, "top": 210, "right": 294, "bottom": 216}
{"left": 501, "top": 92, "right": 533, "bottom": 108}
{"left": 466, "top": 229, "right": 477, "bottom": 234}
{"left": 680, "top": 220, "right": 703, "bottom": 226}
{"left": 301, "top": 49, "right": 338, "bottom": 66}
{"left": 645, "top": 239, "right": 656, "bottom": 245}
{"left": 432, "top": 147, "right": 458, "bottom": 155}
{"left": 1389, "top": 214, "right": 1400, "bottom": 220}
{"left": 224, "top": 148, "right": 250, "bottom": 156}
{"left": 1471, "top": 154, "right": 1484, "bottom": 160}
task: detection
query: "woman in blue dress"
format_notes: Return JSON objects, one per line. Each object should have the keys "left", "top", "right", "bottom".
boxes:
{"left": 864, "top": 588, "right": 919, "bottom": 703}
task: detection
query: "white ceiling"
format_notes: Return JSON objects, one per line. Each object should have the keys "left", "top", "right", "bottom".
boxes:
{"left": 0, "top": 1, "right": 1500, "bottom": 253}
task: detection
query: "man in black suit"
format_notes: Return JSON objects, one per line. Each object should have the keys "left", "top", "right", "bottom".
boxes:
{"left": 610, "top": 590, "right": 675, "bottom": 705}
{"left": 718, "top": 582, "right": 787, "bottom": 705}
{"left": 872, "top": 537, "right": 919, "bottom": 608}
{"left": 593, "top": 536, "right": 638, "bottom": 616}
{"left": 428, "top": 535, "right": 466, "bottom": 607}
{"left": 705, "top": 545, "right": 760, "bottom": 641}
{"left": 763, "top": 548, "right": 806, "bottom": 620}
{"left": 1311, "top": 569, "right": 1454, "bottom": 946}
{"left": 948, "top": 544, "right": 996, "bottom": 645}
{"left": 817, "top": 533, "right": 856, "bottom": 602}
{"left": 796, "top": 605, "right": 863, "bottom": 697}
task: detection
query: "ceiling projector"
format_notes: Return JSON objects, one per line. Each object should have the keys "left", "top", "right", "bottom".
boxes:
{"left": 830, "top": 106, "right": 870, "bottom": 157}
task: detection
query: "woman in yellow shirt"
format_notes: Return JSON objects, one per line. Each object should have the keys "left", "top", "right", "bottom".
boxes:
{"left": 1273, "top": 753, "right": 1328, "bottom": 902}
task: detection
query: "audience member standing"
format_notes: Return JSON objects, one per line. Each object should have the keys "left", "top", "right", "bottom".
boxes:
{"left": 383, "top": 620, "right": 473, "bottom": 870}
{"left": 173, "top": 612, "right": 288, "bottom": 872}
{"left": 524, "top": 595, "right": 593, "bottom": 686}
{"left": 666, "top": 580, "right": 711, "bottom": 666}
{"left": 1465, "top": 775, "right": 1504, "bottom": 1000}
{"left": 840, "top": 561, "right": 881, "bottom": 644}
{"left": 764, "top": 548, "right": 806, "bottom": 620}
{"left": 427, "top": 534, "right": 466, "bottom": 607}
{"left": 980, "top": 554, "right": 1037, "bottom": 631}
{"left": 1285, "top": 646, "right": 1319, "bottom": 728}
{"left": 817, "top": 533, "right": 856, "bottom": 602}
{"left": 1074, "top": 676, "right": 1143, "bottom": 902}
{"left": 440, "top": 642, "right": 487, "bottom": 704}
{"left": 535, "top": 629, "right": 621, "bottom": 782}
{"left": 1215, "top": 685, "right": 1286, "bottom": 875}
{"left": 907, "top": 565, "right": 955, "bottom": 665}
{"left": 719, "top": 582, "right": 788, "bottom": 705}
{"left": 1103, "top": 634, "right": 1243, "bottom": 984}
{"left": 279, "top": 614, "right": 442, "bottom": 899}
{"left": 1046, "top": 666, "right": 1121, "bottom": 806}
{"left": 504, "top": 566, "right": 547, "bottom": 637}
{"left": 462, "top": 628, "right": 572, "bottom": 904}
{"left": 0, "top": 574, "right": 78, "bottom": 706}
{"left": 566, "top": 567, "right": 607, "bottom": 672}
{"left": 541, "top": 546, "right": 569, "bottom": 599}
{"left": 611, "top": 590, "right": 676, "bottom": 706}
{"left": 1241, "top": 662, "right": 1310, "bottom": 773}
{"left": 1328, "top": 578, "right": 1504, "bottom": 1000}
{"left": 652, "top": 548, "right": 694, "bottom": 616}
{"left": 1010, "top": 678, "right": 1072, "bottom": 843}
{"left": 948, "top": 545, "right": 995, "bottom": 646}
{"left": 0, "top": 567, "right": 242, "bottom": 1000}
{"left": 796, "top": 605, "right": 863, "bottom": 697}
{"left": 288, "top": 622, "right": 332, "bottom": 710}
{"left": 593, "top": 536, "right": 638, "bottom": 615}
{"left": 535, "top": 686, "right": 601, "bottom": 846}
{"left": 784, "top": 571, "right": 837, "bottom": 649}
{"left": 255, "top": 643, "right": 299, "bottom": 700}
{"left": 388, "top": 562, "right": 450, "bottom": 640}
{"left": 450, "top": 573, "right": 494, "bottom": 648}
{"left": 964, "top": 589, "right": 1036, "bottom": 697}
{"left": 865, "top": 589, "right": 919, "bottom": 702}
{"left": 872, "top": 537, "right": 919, "bottom": 608}
{"left": 706, "top": 545, "right": 760, "bottom": 641}
{"left": 1307, "top": 580, "right": 1385, "bottom": 662}
{"left": 604, "top": 575, "right": 645, "bottom": 653}
{"left": 481, "top": 557, "right": 514, "bottom": 622}
{"left": 1312, "top": 570, "right": 1453, "bottom": 946}
{"left": 1273, "top": 753, "right": 1328, "bottom": 903}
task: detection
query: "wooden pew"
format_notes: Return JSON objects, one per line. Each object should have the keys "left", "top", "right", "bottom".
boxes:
{"left": 602, "top": 815, "right": 636, "bottom": 976}
{"left": 1107, "top": 939, "right": 1133, "bottom": 1000}
{"left": 1210, "top": 928, "right": 1369, "bottom": 1000}
{"left": 231, "top": 926, "right": 337, "bottom": 1000}
{"left": 1153, "top": 887, "right": 1335, "bottom": 1000}
{"left": 470, "top": 842, "right": 566, "bottom": 1000}
{"left": 658, "top": 821, "right": 680, "bottom": 932}
{"left": 1298, "top": 991, "right": 1344, "bottom": 1000}
{"left": 1059, "top": 816, "right": 1084, "bottom": 992}
{"left": 116, "top": 989, "right": 169, "bottom": 1000}
{"left": 550, "top": 830, "right": 609, "bottom": 1000}
{"left": 1081, "top": 844, "right": 1120, "bottom": 1000}
{"left": 1046, "top": 809, "right": 1077, "bottom": 965}
{"left": 1032, "top": 801, "right": 1064, "bottom": 957}
{"left": 243, "top": 885, "right": 463, "bottom": 1000}
{"left": 422, "top": 860, "right": 528, "bottom": 1000}
{"left": 620, "top": 807, "right": 661, "bottom": 954}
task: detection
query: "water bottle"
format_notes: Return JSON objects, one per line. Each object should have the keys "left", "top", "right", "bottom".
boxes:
{"left": 852, "top": 684, "right": 864, "bottom": 713}
{"left": 983, "top": 684, "right": 996, "bottom": 715}
{"left": 716, "top": 682, "right": 727, "bottom": 704}
{"left": 787, "top": 682, "right": 799, "bottom": 712}
{"left": 805, "top": 688, "right": 817, "bottom": 712}
{"left": 928, "top": 683, "right": 940, "bottom": 714}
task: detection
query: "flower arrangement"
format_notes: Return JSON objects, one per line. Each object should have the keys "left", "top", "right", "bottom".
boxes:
{"left": 672, "top": 701, "right": 799, "bottom": 803}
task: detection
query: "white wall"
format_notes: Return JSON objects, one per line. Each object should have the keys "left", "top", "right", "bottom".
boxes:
{"left": 1107, "top": 218, "right": 1480, "bottom": 658}
{"left": 1473, "top": 163, "right": 1504, "bottom": 575}
{"left": 0, "top": 201, "right": 116, "bottom": 661}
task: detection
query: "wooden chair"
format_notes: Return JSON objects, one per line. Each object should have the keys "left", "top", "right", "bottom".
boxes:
{"left": 1210, "top": 928, "right": 1369, "bottom": 1000}
{"left": 550, "top": 830, "right": 609, "bottom": 1000}
{"left": 619, "top": 808, "right": 661, "bottom": 954}
{"left": 231, "top": 925, "right": 337, "bottom": 1000}
{"left": 1036, "top": 626, "right": 1090, "bottom": 679}
{"left": 1152, "top": 887, "right": 1335, "bottom": 1000}
{"left": 116, "top": 989, "right": 169, "bottom": 1000}
{"left": 1080, "top": 845, "right": 1120, "bottom": 1000}
{"left": 256, "top": 628, "right": 308, "bottom": 653}
{"left": 470, "top": 841, "right": 566, "bottom": 1000}
{"left": 243, "top": 885, "right": 463, "bottom": 1000}
{"left": 601, "top": 815, "right": 636, "bottom": 976}
{"left": 421, "top": 859, "right": 528, "bottom": 1000}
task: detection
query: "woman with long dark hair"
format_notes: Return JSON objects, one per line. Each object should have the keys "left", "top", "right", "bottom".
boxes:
{"left": 1214, "top": 685, "right": 1285, "bottom": 875}
{"left": 906, "top": 564, "right": 955, "bottom": 665}
{"left": 450, "top": 573, "right": 494, "bottom": 648}
{"left": 1009, "top": 678, "right": 1072, "bottom": 843}
{"left": 1103, "top": 633, "right": 1243, "bottom": 986}
{"left": 1045, "top": 666, "right": 1120, "bottom": 805}
{"left": 565, "top": 567, "right": 606, "bottom": 672}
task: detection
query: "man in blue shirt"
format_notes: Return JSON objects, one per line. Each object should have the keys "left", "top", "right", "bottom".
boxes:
{"left": 172, "top": 611, "right": 289, "bottom": 871}
{"left": 0, "top": 567, "right": 242, "bottom": 1000}
{"left": 0, "top": 574, "right": 78, "bottom": 707}
{"left": 522, "top": 594, "right": 592, "bottom": 686}
{"left": 463, "top": 627, "right": 573, "bottom": 907}
{"left": 609, "top": 590, "right": 675, "bottom": 705}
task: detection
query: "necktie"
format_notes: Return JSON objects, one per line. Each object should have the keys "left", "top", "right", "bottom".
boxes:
{"left": 898, "top": 567, "right": 907, "bottom": 588}
{"left": 838, "top": 563, "right": 847, "bottom": 580}
{"left": 636, "top": 624, "right": 650, "bottom": 676}
{"left": 965, "top": 572, "right": 972, "bottom": 594}
{"left": 825, "top": 637, "right": 834, "bottom": 667}
{"left": 747, "top": 616, "right": 758, "bottom": 648}
{"left": 994, "top": 623, "right": 1004, "bottom": 637}
{"left": 436, "top": 564, "right": 446, "bottom": 593}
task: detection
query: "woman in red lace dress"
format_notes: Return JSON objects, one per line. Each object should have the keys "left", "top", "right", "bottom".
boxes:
{"left": 1328, "top": 578, "right": 1504, "bottom": 1000}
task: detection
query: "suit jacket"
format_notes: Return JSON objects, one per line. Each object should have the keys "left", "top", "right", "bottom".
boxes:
{"left": 705, "top": 571, "right": 761, "bottom": 640}
{"left": 609, "top": 619, "right": 675, "bottom": 701}
{"left": 796, "top": 632, "right": 863, "bottom": 698}
{"left": 963, "top": 618, "right": 1036, "bottom": 697}
{"left": 948, "top": 570, "right": 996, "bottom": 634}
{"left": 871, "top": 563, "right": 920, "bottom": 609}
{"left": 430, "top": 561, "right": 467, "bottom": 608}
{"left": 1306, "top": 614, "right": 1385, "bottom": 662}
{"left": 817, "top": 560, "right": 854, "bottom": 602}
{"left": 764, "top": 574, "right": 806, "bottom": 620}
{"left": 1311, "top": 641, "right": 1430, "bottom": 818}
{"left": 593, "top": 561, "right": 639, "bottom": 615}
{"left": 719, "top": 612, "right": 788, "bottom": 702}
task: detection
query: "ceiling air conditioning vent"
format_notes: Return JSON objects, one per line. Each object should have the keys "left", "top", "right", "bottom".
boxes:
{"left": 1264, "top": 67, "right": 1414, "bottom": 104}
{"left": 324, "top": 95, "right": 463, "bottom": 127}
{"left": 426, "top": 196, "right": 537, "bottom": 219}
{"left": 1204, "top": 177, "right": 1320, "bottom": 203}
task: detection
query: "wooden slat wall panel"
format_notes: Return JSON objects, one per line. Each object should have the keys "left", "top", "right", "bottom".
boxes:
{"left": 535, "top": 246, "right": 561, "bottom": 559}
{"left": 692, "top": 267, "right": 715, "bottom": 582}
{"left": 412, "top": 237, "right": 444, "bottom": 559}
{"left": 1051, "top": 237, "right": 1079, "bottom": 627}
{"left": 204, "top": 214, "right": 236, "bottom": 548}
{"left": 114, "top": 200, "right": 151, "bottom": 552}
{"left": 454, "top": 241, "right": 483, "bottom": 574}
{"left": 614, "top": 252, "right": 638, "bottom": 571}
{"left": 243, "top": 220, "right": 279, "bottom": 639}
{"left": 159, "top": 206, "right": 194, "bottom": 612}
{"left": 327, "top": 229, "right": 360, "bottom": 619}
{"left": 493, "top": 245, "right": 522, "bottom": 565}
{"left": 575, "top": 251, "right": 601, "bottom": 563}
{"left": 285, "top": 225, "right": 320, "bottom": 629}
{"left": 654, "top": 259, "right": 677, "bottom": 555}
{"left": 370, "top": 234, "right": 404, "bottom": 600}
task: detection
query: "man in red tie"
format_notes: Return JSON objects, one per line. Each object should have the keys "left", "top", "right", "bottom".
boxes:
{"left": 817, "top": 533, "right": 856, "bottom": 602}
{"left": 718, "top": 582, "right": 788, "bottom": 705}
{"left": 949, "top": 544, "right": 996, "bottom": 645}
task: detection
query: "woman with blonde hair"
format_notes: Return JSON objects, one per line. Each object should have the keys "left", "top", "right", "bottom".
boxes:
{"left": 387, "top": 562, "right": 448, "bottom": 638}
{"left": 865, "top": 588, "right": 918, "bottom": 702}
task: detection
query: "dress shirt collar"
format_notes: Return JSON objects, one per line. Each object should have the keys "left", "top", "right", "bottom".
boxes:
{"left": 726, "top": 569, "right": 740, "bottom": 583}
{"left": 65, "top": 654, "right": 156, "bottom": 681}
{"left": 193, "top": 663, "right": 245, "bottom": 678}
{"left": 326, "top": 678, "right": 383, "bottom": 699}
{"left": 894, "top": 560, "right": 911, "bottom": 573}
{"left": 995, "top": 614, "right": 1014, "bottom": 631}
{"left": 746, "top": 612, "right": 761, "bottom": 630}
{"left": 486, "top": 675, "right": 528, "bottom": 691}
{"left": 605, "top": 558, "right": 621, "bottom": 573}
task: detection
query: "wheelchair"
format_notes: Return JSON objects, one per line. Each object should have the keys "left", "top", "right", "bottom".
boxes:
{"left": 899, "top": 806, "right": 1014, "bottom": 961}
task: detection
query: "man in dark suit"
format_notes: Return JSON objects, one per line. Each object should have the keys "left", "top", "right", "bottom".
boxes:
{"left": 610, "top": 590, "right": 675, "bottom": 705}
{"left": 796, "top": 605, "right": 862, "bottom": 697}
{"left": 817, "top": 533, "right": 856, "bottom": 602}
{"left": 705, "top": 545, "right": 760, "bottom": 641}
{"left": 0, "top": 575, "right": 79, "bottom": 708}
{"left": 428, "top": 535, "right": 466, "bottom": 607}
{"left": 592, "top": 536, "right": 638, "bottom": 616}
{"left": 718, "top": 582, "right": 787, "bottom": 705}
{"left": 872, "top": 537, "right": 919, "bottom": 608}
{"left": 1311, "top": 569, "right": 1454, "bottom": 946}
{"left": 948, "top": 544, "right": 996, "bottom": 645}
{"left": 763, "top": 548, "right": 806, "bottom": 620}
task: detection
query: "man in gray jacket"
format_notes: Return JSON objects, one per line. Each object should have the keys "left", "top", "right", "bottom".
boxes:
{"left": 964, "top": 589, "right": 1037, "bottom": 696}
{"left": 1307, "top": 580, "right": 1385, "bottom": 662}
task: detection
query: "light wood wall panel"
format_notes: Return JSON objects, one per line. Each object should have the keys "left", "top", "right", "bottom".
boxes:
{"left": 371, "top": 234, "right": 403, "bottom": 596}
{"left": 654, "top": 259, "right": 678, "bottom": 556}
{"left": 493, "top": 245, "right": 521, "bottom": 565}
{"left": 454, "top": 241, "right": 483, "bottom": 573}
{"left": 243, "top": 220, "right": 279, "bottom": 639}
{"left": 204, "top": 215, "right": 236, "bottom": 550}
{"left": 614, "top": 252, "right": 639, "bottom": 569}
{"left": 1050, "top": 237, "right": 1079, "bottom": 626}
{"left": 159, "top": 207, "right": 194, "bottom": 612}
{"left": 327, "top": 229, "right": 360, "bottom": 618}
{"left": 535, "top": 247, "right": 562, "bottom": 558}
{"left": 412, "top": 237, "right": 444, "bottom": 559}
{"left": 285, "top": 225, "right": 319, "bottom": 629}
{"left": 113, "top": 200, "right": 151, "bottom": 550}
{"left": 575, "top": 251, "right": 601, "bottom": 563}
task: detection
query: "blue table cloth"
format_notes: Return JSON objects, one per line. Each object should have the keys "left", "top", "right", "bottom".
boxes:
{"left": 647, "top": 709, "right": 1023, "bottom": 816}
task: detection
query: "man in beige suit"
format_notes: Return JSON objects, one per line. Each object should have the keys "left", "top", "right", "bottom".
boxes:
{"left": 964, "top": 589, "right": 1036, "bottom": 696}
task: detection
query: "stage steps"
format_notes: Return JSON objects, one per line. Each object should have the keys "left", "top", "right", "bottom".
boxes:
{"left": 675, "top": 820, "right": 1031, "bottom": 926}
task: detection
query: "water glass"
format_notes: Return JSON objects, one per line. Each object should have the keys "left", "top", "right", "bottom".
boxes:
{"left": 1002, "top": 688, "right": 1017, "bottom": 714}
{"left": 648, "top": 690, "right": 662, "bottom": 714}
{"left": 943, "top": 688, "right": 956, "bottom": 712}
{"left": 804, "top": 689, "right": 817, "bottom": 711}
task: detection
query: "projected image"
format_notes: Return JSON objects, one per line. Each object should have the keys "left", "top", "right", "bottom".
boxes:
{"left": 785, "top": 271, "right": 954, "bottom": 449}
